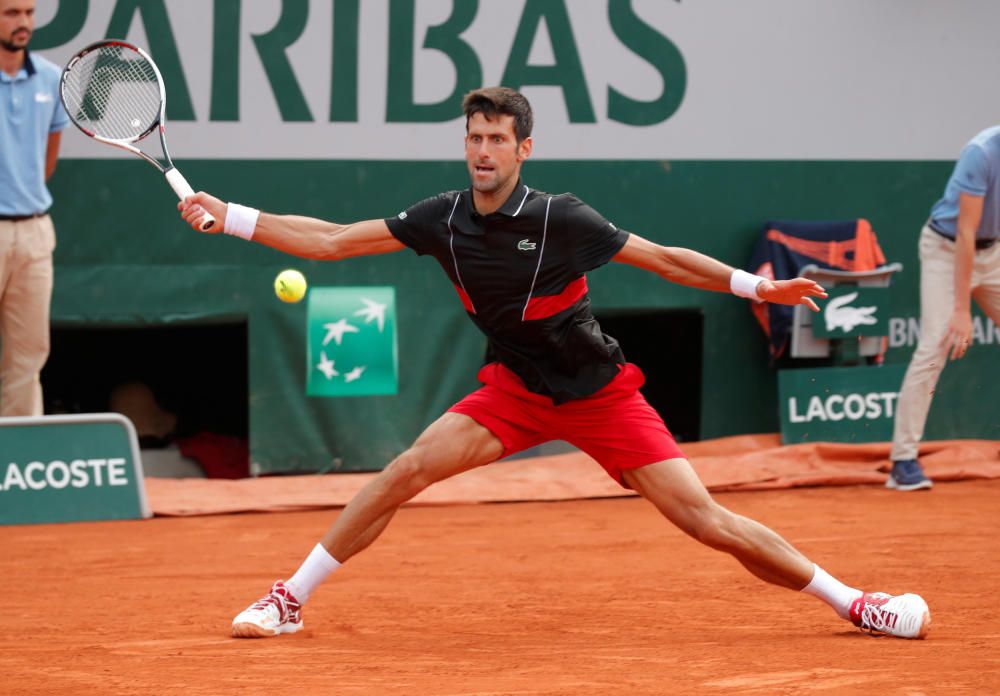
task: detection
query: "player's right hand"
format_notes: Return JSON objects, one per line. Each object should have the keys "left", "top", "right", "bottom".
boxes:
{"left": 179, "top": 192, "right": 225, "bottom": 234}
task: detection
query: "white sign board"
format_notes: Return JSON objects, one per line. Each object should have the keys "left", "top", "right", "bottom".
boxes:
{"left": 35, "top": 0, "right": 1000, "bottom": 160}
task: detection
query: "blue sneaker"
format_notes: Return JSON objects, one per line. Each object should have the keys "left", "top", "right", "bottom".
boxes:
{"left": 886, "top": 459, "right": 933, "bottom": 491}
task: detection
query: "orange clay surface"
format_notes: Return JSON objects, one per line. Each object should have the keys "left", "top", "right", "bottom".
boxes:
{"left": 2, "top": 479, "right": 999, "bottom": 695}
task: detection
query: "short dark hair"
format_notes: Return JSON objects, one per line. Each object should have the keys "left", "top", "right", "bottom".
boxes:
{"left": 462, "top": 87, "right": 533, "bottom": 143}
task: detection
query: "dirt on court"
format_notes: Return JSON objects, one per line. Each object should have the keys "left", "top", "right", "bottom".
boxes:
{"left": 2, "top": 478, "right": 999, "bottom": 695}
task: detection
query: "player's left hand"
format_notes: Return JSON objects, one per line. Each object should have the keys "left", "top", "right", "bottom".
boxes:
{"left": 757, "top": 278, "right": 828, "bottom": 311}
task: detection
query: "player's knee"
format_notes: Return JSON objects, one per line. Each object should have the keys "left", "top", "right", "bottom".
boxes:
{"left": 687, "top": 505, "right": 741, "bottom": 551}
{"left": 382, "top": 450, "right": 434, "bottom": 498}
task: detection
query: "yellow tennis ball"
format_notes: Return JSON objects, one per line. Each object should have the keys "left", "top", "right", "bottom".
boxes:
{"left": 274, "top": 269, "right": 307, "bottom": 303}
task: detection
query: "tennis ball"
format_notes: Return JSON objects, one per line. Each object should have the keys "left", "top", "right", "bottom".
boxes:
{"left": 274, "top": 269, "right": 307, "bottom": 303}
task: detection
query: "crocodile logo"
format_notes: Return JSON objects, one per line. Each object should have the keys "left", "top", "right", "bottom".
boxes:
{"left": 824, "top": 292, "right": 878, "bottom": 332}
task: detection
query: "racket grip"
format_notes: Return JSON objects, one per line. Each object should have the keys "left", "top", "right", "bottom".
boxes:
{"left": 165, "top": 167, "right": 216, "bottom": 232}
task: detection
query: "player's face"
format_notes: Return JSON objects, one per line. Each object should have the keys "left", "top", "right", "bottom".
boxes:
{"left": 0, "top": 0, "right": 34, "bottom": 53}
{"left": 465, "top": 113, "right": 531, "bottom": 194}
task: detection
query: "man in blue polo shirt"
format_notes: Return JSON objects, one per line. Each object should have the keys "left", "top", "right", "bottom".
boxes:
{"left": 888, "top": 126, "right": 1000, "bottom": 490}
{"left": 0, "top": 0, "right": 68, "bottom": 416}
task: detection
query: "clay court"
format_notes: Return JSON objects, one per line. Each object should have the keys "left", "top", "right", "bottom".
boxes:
{"left": 3, "top": 437, "right": 999, "bottom": 695}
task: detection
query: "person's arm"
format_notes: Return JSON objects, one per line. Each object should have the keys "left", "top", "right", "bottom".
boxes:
{"left": 178, "top": 191, "right": 404, "bottom": 260}
{"left": 45, "top": 131, "right": 61, "bottom": 180}
{"left": 942, "top": 192, "right": 982, "bottom": 360}
{"left": 613, "top": 232, "right": 827, "bottom": 310}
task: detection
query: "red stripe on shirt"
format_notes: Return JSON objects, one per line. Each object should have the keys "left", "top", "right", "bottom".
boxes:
{"left": 454, "top": 285, "right": 475, "bottom": 314}
{"left": 523, "top": 276, "right": 588, "bottom": 321}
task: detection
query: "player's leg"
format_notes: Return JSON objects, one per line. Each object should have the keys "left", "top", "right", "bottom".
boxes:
{"left": 563, "top": 367, "right": 929, "bottom": 638}
{"left": 621, "top": 459, "right": 814, "bottom": 589}
{"left": 563, "top": 364, "right": 815, "bottom": 589}
{"left": 231, "top": 411, "right": 506, "bottom": 638}
{"left": 888, "top": 226, "right": 954, "bottom": 487}
{"left": 319, "top": 411, "right": 504, "bottom": 561}
{"left": 0, "top": 217, "right": 54, "bottom": 417}
{"left": 622, "top": 459, "right": 930, "bottom": 638}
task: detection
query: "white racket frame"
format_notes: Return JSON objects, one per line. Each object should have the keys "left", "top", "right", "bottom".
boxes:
{"left": 60, "top": 39, "right": 214, "bottom": 231}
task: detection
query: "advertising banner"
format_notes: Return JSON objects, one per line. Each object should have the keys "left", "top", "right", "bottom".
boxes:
{"left": 778, "top": 365, "right": 907, "bottom": 444}
{"left": 0, "top": 414, "right": 150, "bottom": 525}
{"left": 306, "top": 286, "right": 399, "bottom": 396}
{"left": 34, "top": 0, "right": 1000, "bottom": 161}
{"left": 812, "top": 287, "right": 890, "bottom": 338}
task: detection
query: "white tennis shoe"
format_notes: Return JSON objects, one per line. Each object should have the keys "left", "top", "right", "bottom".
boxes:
{"left": 231, "top": 581, "right": 303, "bottom": 638}
{"left": 849, "top": 591, "right": 930, "bottom": 639}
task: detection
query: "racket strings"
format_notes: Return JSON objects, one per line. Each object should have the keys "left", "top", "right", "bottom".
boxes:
{"left": 62, "top": 44, "right": 162, "bottom": 141}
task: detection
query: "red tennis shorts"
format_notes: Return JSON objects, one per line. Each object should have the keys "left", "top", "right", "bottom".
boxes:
{"left": 448, "top": 362, "right": 686, "bottom": 486}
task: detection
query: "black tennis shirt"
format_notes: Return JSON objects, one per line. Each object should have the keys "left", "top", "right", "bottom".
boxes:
{"left": 385, "top": 180, "right": 631, "bottom": 404}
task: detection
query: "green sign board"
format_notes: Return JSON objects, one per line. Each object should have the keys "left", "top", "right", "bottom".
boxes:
{"left": 778, "top": 364, "right": 907, "bottom": 444}
{"left": 0, "top": 414, "right": 150, "bottom": 525}
{"left": 812, "top": 287, "right": 890, "bottom": 338}
{"left": 306, "top": 287, "right": 399, "bottom": 397}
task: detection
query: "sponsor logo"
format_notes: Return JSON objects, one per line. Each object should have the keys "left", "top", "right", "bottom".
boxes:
{"left": 43, "top": 2, "right": 690, "bottom": 160}
{"left": 787, "top": 392, "right": 898, "bottom": 423}
{"left": 824, "top": 292, "right": 878, "bottom": 332}
{"left": 34, "top": 92, "right": 53, "bottom": 103}
{"left": 37, "top": 2, "right": 1000, "bottom": 161}
{"left": 307, "top": 287, "right": 398, "bottom": 396}
{"left": 0, "top": 458, "right": 129, "bottom": 492}
{"left": 517, "top": 239, "right": 537, "bottom": 251}
{"left": 397, "top": 211, "right": 407, "bottom": 220}
{"left": 888, "top": 315, "right": 999, "bottom": 348}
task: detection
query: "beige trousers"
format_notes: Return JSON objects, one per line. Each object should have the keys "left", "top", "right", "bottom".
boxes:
{"left": 0, "top": 215, "right": 55, "bottom": 417}
{"left": 890, "top": 225, "right": 1000, "bottom": 461}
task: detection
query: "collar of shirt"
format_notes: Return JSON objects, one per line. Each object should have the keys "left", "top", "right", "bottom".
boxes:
{"left": 0, "top": 49, "right": 35, "bottom": 83}
{"left": 462, "top": 179, "right": 531, "bottom": 232}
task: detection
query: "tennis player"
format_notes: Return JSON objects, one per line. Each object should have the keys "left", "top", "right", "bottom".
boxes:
{"left": 180, "top": 87, "right": 930, "bottom": 641}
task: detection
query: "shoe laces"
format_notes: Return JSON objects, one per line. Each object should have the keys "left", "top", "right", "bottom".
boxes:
{"left": 855, "top": 594, "right": 897, "bottom": 634}
{"left": 249, "top": 583, "right": 301, "bottom": 623}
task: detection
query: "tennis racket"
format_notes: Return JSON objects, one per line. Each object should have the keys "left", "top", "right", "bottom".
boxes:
{"left": 59, "top": 39, "right": 215, "bottom": 231}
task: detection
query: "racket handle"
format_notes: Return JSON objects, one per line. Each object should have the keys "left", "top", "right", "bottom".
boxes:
{"left": 165, "top": 167, "right": 216, "bottom": 232}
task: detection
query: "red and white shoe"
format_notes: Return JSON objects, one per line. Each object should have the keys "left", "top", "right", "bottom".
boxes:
{"left": 849, "top": 592, "right": 930, "bottom": 639}
{"left": 231, "top": 581, "right": 303, "bottom": 638}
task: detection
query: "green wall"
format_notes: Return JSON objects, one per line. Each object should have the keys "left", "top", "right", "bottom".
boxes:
{"left": 48, "top": 159, "right": 999, "bottom": 472}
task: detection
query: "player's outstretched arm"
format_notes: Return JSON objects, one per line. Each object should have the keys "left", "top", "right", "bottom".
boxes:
{"left": 178, "top": 192, "right": 404, "bottom": 260}
{"left": 613, "top": 233, "right": 827, "bottom": 311}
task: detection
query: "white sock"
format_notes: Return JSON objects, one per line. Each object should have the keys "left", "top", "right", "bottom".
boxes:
{"left": 801, "top": 564, "right": 863, "bottom": 620}
{"left": 285, "top": 543, "right": 342, "bottom": 604}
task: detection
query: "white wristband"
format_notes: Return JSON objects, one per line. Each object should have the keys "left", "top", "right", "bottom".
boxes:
{"left": 730, "top": 269, "right": 768, "bottom": 301}
{"left": 223, "top": 203, "right": 260, "bottom": 240}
